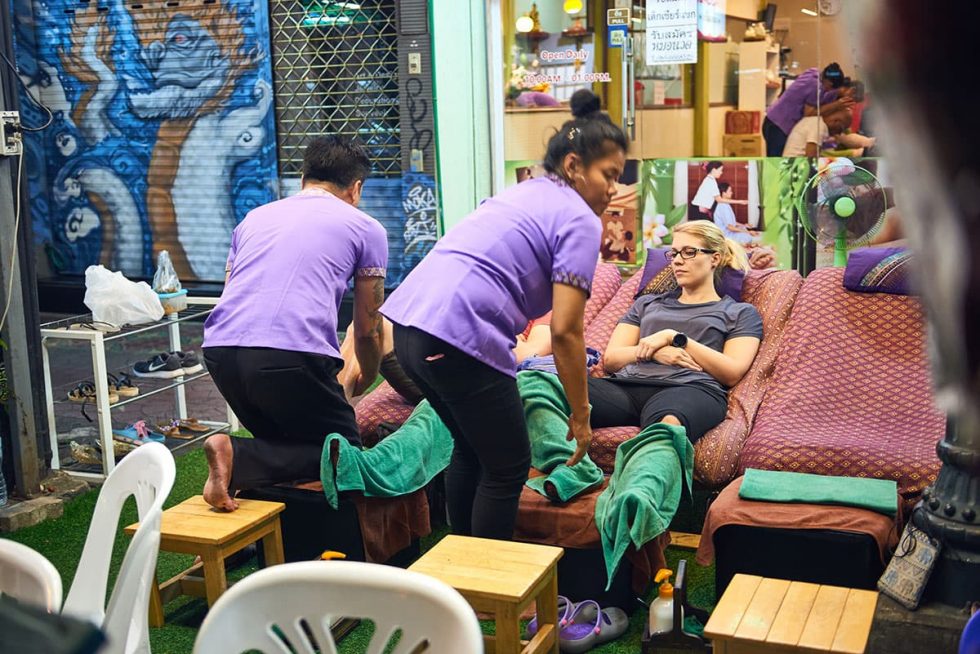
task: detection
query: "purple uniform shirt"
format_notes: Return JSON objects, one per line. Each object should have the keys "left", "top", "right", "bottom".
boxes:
{"left": 382, "top": 176, "right": 601, "bottom": 377}
{"left": 766, "top": 67, "right": 840, "bottom": 135}
{"left": 204, "top": 188, "right": 388, "bottom": 359}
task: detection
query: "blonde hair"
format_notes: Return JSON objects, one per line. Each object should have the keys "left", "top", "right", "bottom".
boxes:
{"left": 673, "top": 220, "right": 749, "bottom": 274}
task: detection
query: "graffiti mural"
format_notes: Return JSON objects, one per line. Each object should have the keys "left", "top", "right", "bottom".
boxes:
{"left": 12, "top": 0, "right": 278, "bottom": 281}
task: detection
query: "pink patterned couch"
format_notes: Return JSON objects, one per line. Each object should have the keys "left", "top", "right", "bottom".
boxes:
{"left": 738, "top": 267, "right": 945, "bottom": 513}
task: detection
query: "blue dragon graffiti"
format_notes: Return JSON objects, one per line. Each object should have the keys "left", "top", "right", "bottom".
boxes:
{"left": 12, "top": 0, "right": 277, "bottom": 281}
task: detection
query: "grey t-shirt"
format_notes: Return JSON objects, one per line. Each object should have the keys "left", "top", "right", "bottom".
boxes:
{"left": 611, "top": 289, "right": 763, "bottom": 396}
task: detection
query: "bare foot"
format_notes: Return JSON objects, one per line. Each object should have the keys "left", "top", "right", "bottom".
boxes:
{"left": 203, "top": 434, "right": 239, "bottom": 511}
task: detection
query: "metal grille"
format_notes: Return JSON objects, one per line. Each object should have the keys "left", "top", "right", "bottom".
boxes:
{"left": 269, "top": 0, "right": 400, "bottom": 177}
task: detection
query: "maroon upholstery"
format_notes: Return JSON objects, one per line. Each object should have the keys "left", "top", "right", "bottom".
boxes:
{"left": 739, "top": 267, "right": 945, "bottom": 513}
{"left": 584, "top": 273, "right": 642, "bottom": 377}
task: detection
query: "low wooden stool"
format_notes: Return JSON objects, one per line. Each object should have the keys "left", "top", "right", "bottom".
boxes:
{"left": 409, "top": 535, "right": 563, "bottom": 654}
{"left": 124, "top": 495, "right": 285, "bottom": 627}
{"left": 705, "top": 574, "right": 879, "bottom": 653}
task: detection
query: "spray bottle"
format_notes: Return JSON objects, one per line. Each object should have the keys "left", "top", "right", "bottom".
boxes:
{"left": 649, "top": 568, "right": 679, "bottom": 635}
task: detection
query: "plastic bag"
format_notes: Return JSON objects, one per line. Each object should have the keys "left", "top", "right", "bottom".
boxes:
{"left": 83, "top": 265, "right": 164, "bottom": 327}
{"left": 152, "top": 250, "right": 182, "bottom": 294}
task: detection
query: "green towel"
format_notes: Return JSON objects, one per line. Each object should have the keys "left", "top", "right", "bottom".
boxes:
{"left": 739, "top": 468, "right": 898, "bottom": 517}
{"left": 319, "top": 399, "right": 454, "bottom": 510}
{"left": 595, "top": 422, "right": 694, "bottom": 588}
{"left": 518, "top": 371, "right": 604, "bottom": 503}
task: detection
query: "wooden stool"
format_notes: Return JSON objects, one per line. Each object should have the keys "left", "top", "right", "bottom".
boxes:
{"left": 124, "top": 495, "right": 285, "bottom": 627}
{"left": 409, "top": 535, "right": 563, "bottom": 654}
{"left": 705, "top": 574, "right": 879, "bottom": 653}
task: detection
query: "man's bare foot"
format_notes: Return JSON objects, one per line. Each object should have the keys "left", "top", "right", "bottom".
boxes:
{"left": 203, "top": 434, "right": 239, "bottom": 512}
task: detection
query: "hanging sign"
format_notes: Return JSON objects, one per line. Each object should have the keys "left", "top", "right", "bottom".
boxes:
{"left": 645, "top": 0, "right": 698, "bottom": 65}
{"left": 608, "top": 25, "right": 628, "bottom": 47}
{"left": 607, "top": 7, "right": 631, "bottom": 26}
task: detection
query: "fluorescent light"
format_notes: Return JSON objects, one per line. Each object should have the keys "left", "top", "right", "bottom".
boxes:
{"left": 800, "top": 8, "right": 818, "bottom": 16}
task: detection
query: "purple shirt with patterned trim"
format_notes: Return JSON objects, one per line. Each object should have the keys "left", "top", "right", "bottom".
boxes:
{"left": 382, "top": 176, "right": 601, "bottom": 377}
{"left": 766, "top": 67, "right": 840, "bottom": 135}
{"left": 204, "top": 188, "right": 388, "bottom": 359}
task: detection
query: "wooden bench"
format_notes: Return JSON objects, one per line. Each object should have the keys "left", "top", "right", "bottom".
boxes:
{"left": 124, "top": 495, "right": 285, "bottom": 627}
{"left": 704, "top": 574, "right": 879, "bottom": 653}
{"left": 409, "top": 535, "right": 563, "bottom": 654}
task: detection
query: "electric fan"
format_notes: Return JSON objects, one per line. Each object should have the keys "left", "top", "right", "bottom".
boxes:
{"left": 796, "top": 159, "right": 888, "bottom": 266}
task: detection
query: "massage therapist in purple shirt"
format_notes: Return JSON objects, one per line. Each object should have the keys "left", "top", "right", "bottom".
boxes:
{"left": 763, "top": 62, "right": 853, "bottom": 157}
{"left": 382, "top": 90, "right": 627, "bottom": 540}
{"left": 201, "top": 137, "right": 388, "bottom": 512}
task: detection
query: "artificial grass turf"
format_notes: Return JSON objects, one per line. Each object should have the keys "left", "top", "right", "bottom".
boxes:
{"left": 2, "top": 442, "right": 715, "bottom": 654}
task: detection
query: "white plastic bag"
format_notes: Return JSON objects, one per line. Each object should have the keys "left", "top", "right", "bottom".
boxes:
{"left": 83, "top": 265, "right": 164, "bottom": 327}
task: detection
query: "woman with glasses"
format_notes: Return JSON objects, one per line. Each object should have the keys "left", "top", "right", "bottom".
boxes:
{"left": 589, "top": 221, "right": 763, "bottom": 443}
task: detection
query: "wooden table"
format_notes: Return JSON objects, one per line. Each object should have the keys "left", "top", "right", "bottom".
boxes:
{"left": 409, "top": 535, "right": 563, "bottom": 654}
{"left": 124, "top": 495, "right": 285, "bottom": 627}
{"left": 705, "top": 574, "right": 878, "bottom": 654}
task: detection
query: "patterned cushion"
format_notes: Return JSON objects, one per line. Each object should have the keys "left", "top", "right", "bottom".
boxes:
{"left": 588, "top": 426, "right": 640, "bottom": 474}
{"left": 739, "top": 267, "right": 945, "bottom": 512}
{"left": 843, "top": 247, "right": 914, "bottom": 296}
{"left": 583, "top": 262, "right": 624, "bottom": 328}
{"left": 354, "top": 381, "right": 413, "bottom": 447}
{"left": 693, "top": 269, "right": 803, "bottom": 486}
{"left": 585, "top": 273, "right": 642, "bottom": 377}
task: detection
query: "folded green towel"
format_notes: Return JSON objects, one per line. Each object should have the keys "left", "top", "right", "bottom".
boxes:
{"left": 595, "top": 422, "right": 693, "bottom": 588}
{"left": 319, "top": 399, "right": 454, "bottom": 509}
{"left": 518, "top": 371, "right": 604, "bottom": 503}
{"left": 739, "top": 468, "right": 898, "bottom": 517}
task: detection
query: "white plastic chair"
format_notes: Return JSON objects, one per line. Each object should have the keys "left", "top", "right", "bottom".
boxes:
{"left": 0, "top": 538, "right": 63, "bottom": 612}
{"left": 193, "top": 560, "right": 484, "bottom": 654}
{"left": 62, "top": 441, "right": 175, "bottom": 653}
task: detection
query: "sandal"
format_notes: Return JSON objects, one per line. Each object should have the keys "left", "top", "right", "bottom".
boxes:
{"left": 575, "top": 604, "right": 630, "bottom": 647}
{"left": 68, "top": 320, "right": 120, "bottom": 333}
{"left": 112, "top": 420, "right": 165, "bottom": 446}
{"left": 556, "top": 600, "right": 602, "bottom": 654}
{"left": 67, "top": 382, "right": 119, "bottom": 405}
{"left": 525, "top": 595, "right": 574, "bottom": 639}
{"left": 108, "top": 373, "right": 140, "bottom": 398}
{"left": 155, "top": 419, "right": 195, "bottom": 440}
{"left": 177, "top": 418, "right": 211, "bottom": 433}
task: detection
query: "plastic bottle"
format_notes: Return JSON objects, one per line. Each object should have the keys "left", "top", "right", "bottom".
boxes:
{"left": 649, "top": 568, "right": 677, "bottom": 635}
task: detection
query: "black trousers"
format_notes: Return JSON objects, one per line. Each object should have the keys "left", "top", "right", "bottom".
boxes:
{"left": 587, "top": 377, "right": 728, "bottom": 443}
{"left": 392, "top": 325, "right": 531, "bottom": 541}
{"left": 203, "top": 346, "right": 359, "bottom": 491}
{"left": 763, "top": 117, "right": 789, "bottom": 158}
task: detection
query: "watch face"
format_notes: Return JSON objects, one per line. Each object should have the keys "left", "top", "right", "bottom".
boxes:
{"left": 672, "top": 333, "right": 688, "bottom": 348}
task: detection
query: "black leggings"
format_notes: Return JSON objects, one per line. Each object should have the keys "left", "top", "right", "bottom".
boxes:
{"left": 392, "top": 325, "right": 531, "bottom": 540}
{"left": 203, "top": 346, "right": 359, "bottom": 491}
{"left": 587, "top": 377, "right": 728, "bottom": 442}
{"left": 763, "top": 117, "right": 789, "bottom": 158}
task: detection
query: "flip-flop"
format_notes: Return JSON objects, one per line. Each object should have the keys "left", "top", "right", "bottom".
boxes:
{"left": 557, "top": 600, "right": 602, "bottom": 654}
{"left": 593, "top": 607, "right": 630, "bottom": 646}
{"left": 67, "top": 381, "right": 119, "bottom": 405}
{"left": 108, "top": 373, "right": 139, "bottom": 398}
{"left": 177, "top": 418, "right": 211, "bottom": 433}
{"left": 155, "top": 420, "right": 195, "bottom": 440}
{"left": 525, "top": 595, "right": 573, "bottom": 639}
{"left": 112, "top": 420, "right": 165, "bottom": 446}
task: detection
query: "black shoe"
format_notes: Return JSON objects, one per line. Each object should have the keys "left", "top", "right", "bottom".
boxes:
{"left": 132, "top": 353, "right": 183, "bottom": 379}
{"left": 173, "top": 350, "right": 204, "bottom": 375}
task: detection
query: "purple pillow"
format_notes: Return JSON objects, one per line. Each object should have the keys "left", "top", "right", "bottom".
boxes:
{"left": 843, "top": 247, "right": 914, "bottom": 295}
{"left": 635, "top": 248, "right": 746, "bottom": 301}
{"left": 516, "top": 92, "right": 560, "bottom": 108}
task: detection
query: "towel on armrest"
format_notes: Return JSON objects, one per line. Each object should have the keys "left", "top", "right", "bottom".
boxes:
{"left": 739, "top": 468, "right": 898, "bottom": 517}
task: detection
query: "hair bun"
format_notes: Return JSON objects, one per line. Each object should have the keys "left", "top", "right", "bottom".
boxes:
{"left": 570, "top": 89, "right": 602, "bottom": 119}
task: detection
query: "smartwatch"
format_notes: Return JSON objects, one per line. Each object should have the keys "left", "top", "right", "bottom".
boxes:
{"left": 671, "top": 332, "right": 689, "bottom": 349}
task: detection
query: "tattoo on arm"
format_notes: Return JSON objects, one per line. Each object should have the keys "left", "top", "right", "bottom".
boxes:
{"left": 370, "top": 278, "right": 384, "bottom": 337}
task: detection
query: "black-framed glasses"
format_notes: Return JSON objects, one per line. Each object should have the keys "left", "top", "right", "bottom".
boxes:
{"left": 665, "top": 247, "right": 717, "bottom": 261}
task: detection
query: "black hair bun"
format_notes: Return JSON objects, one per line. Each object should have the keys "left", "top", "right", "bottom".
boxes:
{"left": 570, "top": 89, "right": 602, "bottom": 119}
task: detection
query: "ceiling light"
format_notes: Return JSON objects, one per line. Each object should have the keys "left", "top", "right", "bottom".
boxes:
{"left": 800, "top": 8, "right": 818, "bottom": 16}
{"left": 563, "top": 0, "right": 583, "bottom": 15}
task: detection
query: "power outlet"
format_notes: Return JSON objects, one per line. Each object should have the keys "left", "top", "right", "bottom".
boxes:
{"left": 0, "top": 111, "right": 22, "bottom": 156}
{"left": 408, "top": 52, "right": 422, "bottom": 75}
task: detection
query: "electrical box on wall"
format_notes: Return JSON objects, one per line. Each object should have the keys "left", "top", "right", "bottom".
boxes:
{"left": 0, "top": 111, "right": 22, "bottom": 156}
{"left": 397, "top": 0, "right": 435, "bottom": 175}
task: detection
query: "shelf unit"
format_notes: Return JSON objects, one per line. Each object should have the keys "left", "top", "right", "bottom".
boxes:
{"left": 41, "top": 297, "right": 239, "bottom": 481}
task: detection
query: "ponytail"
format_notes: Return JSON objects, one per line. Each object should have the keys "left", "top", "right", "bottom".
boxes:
{"left": 720, "top": 237, "right": 750, "bottom": 273}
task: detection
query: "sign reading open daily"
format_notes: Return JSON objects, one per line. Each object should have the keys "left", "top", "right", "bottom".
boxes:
{"left": 645, "top": 0, "right": 698, "bottom": 65}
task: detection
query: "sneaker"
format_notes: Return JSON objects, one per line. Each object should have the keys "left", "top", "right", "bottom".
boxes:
{"left": 132, "top": 353, "right": 183, "bottom": 379}
{"left": 173, "top": 350, "right": 204, "bottom": 375}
